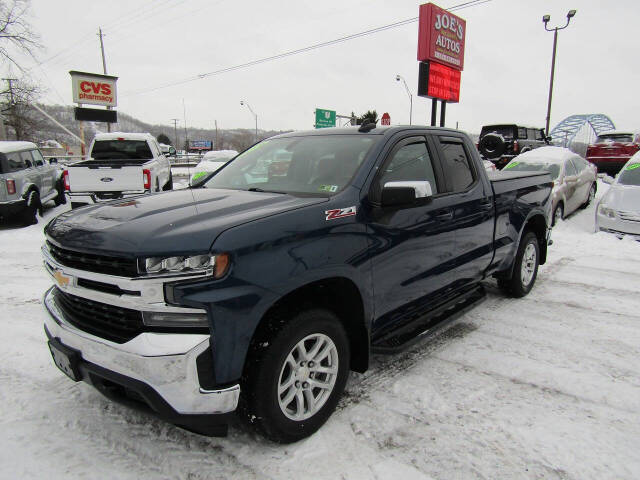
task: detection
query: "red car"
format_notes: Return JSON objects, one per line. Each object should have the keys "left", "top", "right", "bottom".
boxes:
{"left": 586, "top": 130, "right": 640, "bottom": 174}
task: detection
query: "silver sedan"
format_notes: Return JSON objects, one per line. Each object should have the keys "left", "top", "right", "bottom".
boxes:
{"left": 596, "top": 153, "right": 640, "bottom": 239}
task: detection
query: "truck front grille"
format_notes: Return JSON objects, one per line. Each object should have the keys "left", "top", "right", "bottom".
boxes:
{"left": 52, "top": 287, "right": 144, "bottom": 344}
{"left": 47, "top": 242, "right": 138, "bottom": 277}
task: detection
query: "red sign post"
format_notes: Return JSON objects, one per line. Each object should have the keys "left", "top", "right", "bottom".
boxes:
{"left": 417, "top": 3, "right": 466, "bottom": 71}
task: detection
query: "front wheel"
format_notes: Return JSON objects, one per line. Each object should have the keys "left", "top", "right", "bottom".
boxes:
{"left": 498, "top": 231, "right": 540, "bottom": 298}
{"left": 21, "top": 190, "right": 40, "bottom": 226}
{"left": 240, "top": 309, "right": 350, "bottom": 443}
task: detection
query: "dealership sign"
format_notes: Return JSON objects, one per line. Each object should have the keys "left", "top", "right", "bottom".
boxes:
{"left": 418, "top": 61, "right": 461, "bottom": 103}
{"left": 417, "top": 3, "right": 466, "bottom": 71}
{"left": 70, "top": 70, "right": 118, "bottom": 107}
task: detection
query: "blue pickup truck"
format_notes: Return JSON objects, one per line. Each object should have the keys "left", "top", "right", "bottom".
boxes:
{"left": 42, "top": 125, "right": 552, "bottom": 443}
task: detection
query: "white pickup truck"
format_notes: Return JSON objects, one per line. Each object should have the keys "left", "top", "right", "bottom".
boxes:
{"left": 64, "top": 132, "right": 174, "bottom": 208}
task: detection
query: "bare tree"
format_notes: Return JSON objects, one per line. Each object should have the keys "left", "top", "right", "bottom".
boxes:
{"left": 0, "top": 0, "right": 42, "bottom": 71}
{"left": 1, "top": 76, "right": 44, "bottom": 140}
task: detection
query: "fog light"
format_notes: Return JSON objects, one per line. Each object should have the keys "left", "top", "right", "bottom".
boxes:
{"left": 142, "top": 311, "right": 208, "bottom": 327}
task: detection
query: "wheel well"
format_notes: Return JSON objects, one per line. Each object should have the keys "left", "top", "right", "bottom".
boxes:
{"left": 524, "top": 214, "right": 547, "bottom": 265}
{"left": 251, "top": 278, "right": 369, "bottom": 373}
{"left": 23, "top": 185, "right": 39, "bottom": 201}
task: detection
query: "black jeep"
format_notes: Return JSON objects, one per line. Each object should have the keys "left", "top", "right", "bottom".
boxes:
{"left": 478, "top": 124, "right": 550, "bottom": 169}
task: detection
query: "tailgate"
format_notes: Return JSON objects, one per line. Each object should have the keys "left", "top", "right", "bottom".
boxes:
{"left": 67, "top": 165, "right": 144, "bottom": 192}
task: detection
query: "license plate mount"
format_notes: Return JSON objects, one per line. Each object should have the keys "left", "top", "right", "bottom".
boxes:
{"left": 48, "top": 338, "right": 81, "bottom": 382}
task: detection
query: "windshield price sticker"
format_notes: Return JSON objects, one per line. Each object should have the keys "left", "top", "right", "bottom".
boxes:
{"left": 626, "top": 163, "right": 640, "bottom": 170}
{"left": 505, "top": 162, "right": 519, "bottom": 169}
{"left": 319, "top": 185, "right": 339, "bottom": 193}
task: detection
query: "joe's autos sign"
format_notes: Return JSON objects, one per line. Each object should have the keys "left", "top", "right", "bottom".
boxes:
{"left": 70, "top": 71, "right": 118, "bottom": 107}
{"left": 417, "top": 3, "right": 466, "bottom": 71}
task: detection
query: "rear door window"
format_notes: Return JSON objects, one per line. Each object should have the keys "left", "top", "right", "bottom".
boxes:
{"left": 438, "top": 138, "right": 475, "bottom": 192}
{"left": 565, "top": 160, "right": 578, "bottom": 176}
{"left": 6, "top": 152, "right": 25, "bottom": 172}
{"left": 517, "top": 127, "right": 528, "bottom": 139}
{"left": 19, "top": 151, "right": 34, "bottom": 167}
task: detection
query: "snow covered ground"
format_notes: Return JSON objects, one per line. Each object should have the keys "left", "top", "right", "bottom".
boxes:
{"left": 1, "top": 180, "right": 639, "bottom": 479}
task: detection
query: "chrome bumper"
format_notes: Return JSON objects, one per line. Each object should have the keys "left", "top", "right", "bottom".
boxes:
{"left": 43, "top": 287, "right": 239, "bottom": 415}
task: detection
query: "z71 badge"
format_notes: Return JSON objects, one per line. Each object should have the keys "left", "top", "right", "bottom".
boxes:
{"left": 325, "top": 206, "right": 357, "bottom": 221}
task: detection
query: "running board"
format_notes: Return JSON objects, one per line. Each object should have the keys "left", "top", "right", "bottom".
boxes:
{"left": 371, "top": 285, "right": 486, "bottom": 354}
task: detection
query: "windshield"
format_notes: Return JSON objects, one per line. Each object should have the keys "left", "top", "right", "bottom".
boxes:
{"left": 504, "top": 159, "right": 561, "bottom": 179}
{"left": 203, "top": 135, "right": 377, "bottom": 195}
{"left": 617, "top": 163, "right": 640, "bottom": 186}
{"left": 596, "top": 134, "right": 634, "bottom": 143}
{"left": 91, "top": 140, "right": 153, "bottom": 160}
{"left": 481, "top": 126, "right": 515, "bottom": 139}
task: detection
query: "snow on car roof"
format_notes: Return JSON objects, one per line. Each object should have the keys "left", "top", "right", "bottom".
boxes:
{"left": 93, "top": 132, "right": 155, "bottom": 141}
{"left": 202, "top": 150, "right": 238, "bottom": 160}
{"left": 516, "top": 146, "right": 577, "bottom": 163}
{"left": 0, "top": 141, "right": 38, "bottom": 153}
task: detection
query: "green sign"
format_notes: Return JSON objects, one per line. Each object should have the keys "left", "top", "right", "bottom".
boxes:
{"left": 315, "top": 108, "right": 336, "bottom": 129}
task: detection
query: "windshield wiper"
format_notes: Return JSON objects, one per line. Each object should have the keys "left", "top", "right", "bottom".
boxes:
{"left": 247, "top": 187, "right": 286, "bottom": 194}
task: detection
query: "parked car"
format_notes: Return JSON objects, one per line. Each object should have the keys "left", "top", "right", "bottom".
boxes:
{"left": 42, "top": 126, "right": 552, "bottom": 443}
{"left": 596, "top": 153, "right": 640, "bottom": 239}
{"left": 586, "top": 130, "right": 640, "bottom": 175}
{"left": 0, "top": 141, "right": 65, "bottom": 225}
{"left": 478, "top": 124, "right": 550, "bottom": 169}
{"left": 189, "top": 149, "right": 238, "bottom": 185}
{"left": 64, "top": 132, "right": 173, "bottom": 209}
{"left": 504, "top": 147, "right": 597, "bottom": 225}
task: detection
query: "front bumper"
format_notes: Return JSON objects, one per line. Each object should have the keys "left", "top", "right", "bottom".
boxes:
{"left": 596, "top": 212, "right": 640, "bottom": 239}
{"left": 43, "top": 285, "right": 240, "bottom": 434}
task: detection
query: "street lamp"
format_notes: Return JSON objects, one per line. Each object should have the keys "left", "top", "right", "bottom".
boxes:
{"left": 240, "top": 100, "right": 258, "bottom": 142}
{"left": 542, "top": 9, "right": 577, "bottom": 137}
{"left": 395, "top": 74, "right": 413, "bottom": 125}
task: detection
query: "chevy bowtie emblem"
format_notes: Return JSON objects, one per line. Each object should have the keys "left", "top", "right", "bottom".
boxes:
{"left": 53, "top": 270, "right": 71, "bottom": 288}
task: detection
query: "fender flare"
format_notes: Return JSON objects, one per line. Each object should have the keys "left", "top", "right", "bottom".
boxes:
{"left": 497, "top": 209, "right": 549, "bottom": 279}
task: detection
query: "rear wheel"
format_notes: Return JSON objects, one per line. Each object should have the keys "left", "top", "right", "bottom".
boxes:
{"left": 163, "top": 173, "right": 173, "bottom": 191}
{"left": 240, "top": 309, "right": 350, "bottom": 443}
{"left": 54, "top": 180, "right": 67, "bottom": 206}
{"left": 22, "top": 190, "right": 40, "bottom": 226}
{"left": 581, "top": 183, "right": 596, "bottom": 209}
{"left": 498, "top": 231, "right": 540, "bottom": 298}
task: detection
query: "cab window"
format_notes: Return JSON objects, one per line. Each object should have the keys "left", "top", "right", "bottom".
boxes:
{"left": 30, "top": 149, "right": 45, "bottom": 167}
{"left": 439, "top": 139, "right": 475, "bottom": 192}
{"left": 19, "top": 151, "right": 34, "bottom": 167}
{"left": 517, "top": 127, "right": 528, "bottom": 139}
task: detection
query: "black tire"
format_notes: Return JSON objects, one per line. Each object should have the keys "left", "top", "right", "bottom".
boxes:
{"left": 580, "top": 183, "right": 596, "bottom": 209}
{"left": 22, "top": 190, "right": 40, "bottom": 226}
{"left": 240, "top": 308, "right": 350, "bottom": 443}
{"left": 479, "top": 133, "right": 506, "bottom": 160}
{"left": 163, "top": 173, "right": 173, "bottom": 191}
{"left": 54, "top": 180, "right": 67, "bottom": 206}
{"left": 498, "top": 231, "right": 540, "bottom": 298}
{"left": 552, "top": 203, "right": 564, "bottom": 226}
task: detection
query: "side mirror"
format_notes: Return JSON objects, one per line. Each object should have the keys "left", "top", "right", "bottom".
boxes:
{"left": 49, "top": 158, "right": 58, "bottom": 164}
{"left": 168, "top": 146, "right": 176, "bottom": 156}
{"left": 381, "top": 181, "right": 432, "bottom": 207}
{"left": 602, "top": 175, "right": 613, "bottom": 185}
{"left": 546, "top": 136, "right": 552, "bottom": 142}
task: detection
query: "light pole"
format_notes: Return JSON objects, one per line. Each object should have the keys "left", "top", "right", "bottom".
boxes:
{"left": 240, "top": 100, "right": 258, "bottom": 142}
{"left": 395, "top": 75, "right": 413, "bottom": 125}
{"left": 543, "top": 9, "right": 576, "bottom": 137}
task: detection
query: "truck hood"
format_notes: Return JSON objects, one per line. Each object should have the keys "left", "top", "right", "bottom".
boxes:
{"left": 46, "top": 188, "right": 327, "bottom": 256}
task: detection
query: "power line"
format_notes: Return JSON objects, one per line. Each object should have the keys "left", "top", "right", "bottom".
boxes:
{"left": 122, "top": 0, "right": 492, "bottom": 98}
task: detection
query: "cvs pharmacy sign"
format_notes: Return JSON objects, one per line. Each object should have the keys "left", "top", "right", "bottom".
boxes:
{"left": 70, "top": 70, "right": 118, "bottom": 107}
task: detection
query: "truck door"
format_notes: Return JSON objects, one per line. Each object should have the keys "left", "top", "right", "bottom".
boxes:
{"left": 365, "top": 135, "right": 459, "bottom": 335}
{"left": 433, "top": 134, "right": 495, "bottom": 288}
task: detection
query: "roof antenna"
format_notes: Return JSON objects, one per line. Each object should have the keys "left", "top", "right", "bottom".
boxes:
{"left": 358, "top": 120, "right": 377, "bottom": 133}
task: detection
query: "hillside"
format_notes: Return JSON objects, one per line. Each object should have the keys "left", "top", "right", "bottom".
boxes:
{"left": 29, "top": 104, "right": 290, "bottom": 152}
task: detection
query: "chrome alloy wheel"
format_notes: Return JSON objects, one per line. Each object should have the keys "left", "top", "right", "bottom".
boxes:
{"left": 277, "top": 333, "right": 338, "bottom": 421}
{"left": 521, "top": 243, "right": 537, "bottom": 287}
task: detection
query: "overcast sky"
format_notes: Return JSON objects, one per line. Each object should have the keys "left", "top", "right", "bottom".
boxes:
{"left": 16, "top": 0, "right": 640, "bottom": 135}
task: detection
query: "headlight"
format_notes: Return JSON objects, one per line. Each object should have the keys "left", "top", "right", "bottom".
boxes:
{"left": 139, "top": 253, "right": 230, "bottom": 278}
{"left": 598, "top": 205, "right": 616, "bottom": 218}
{"left": 142, "top": 311, "right": 208, "bottom": 327}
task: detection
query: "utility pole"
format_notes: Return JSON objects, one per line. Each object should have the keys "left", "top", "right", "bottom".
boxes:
{"left": 170, "top": 118, "right": 180, "bottom": 150}
{"left": 182, "top": 99, "right": 189, "bottom": 152}
{"left": 215, "top": 120, "right": 219, "bottom": 150}
{"left": 97, "top": 27, "right": 112, "bottom": 133}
